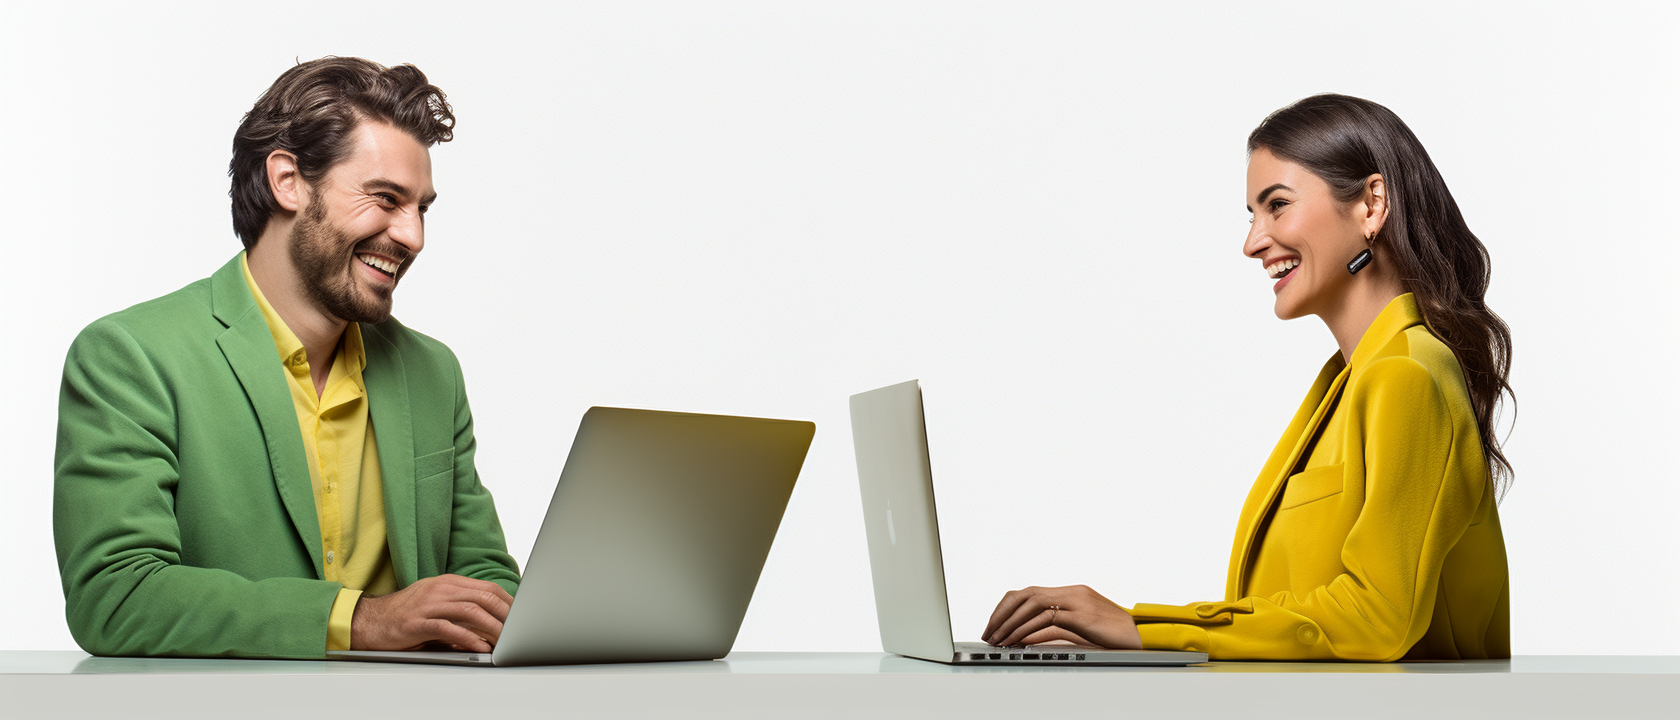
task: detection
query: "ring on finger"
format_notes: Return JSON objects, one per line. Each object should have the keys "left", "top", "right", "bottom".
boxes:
{"left": 1049, "top": 604, "right": 1060, "bottom": 626}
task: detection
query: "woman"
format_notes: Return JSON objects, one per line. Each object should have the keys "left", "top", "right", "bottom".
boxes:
{"left": 983, "top": 94, "right": 1513, "bottom": 661}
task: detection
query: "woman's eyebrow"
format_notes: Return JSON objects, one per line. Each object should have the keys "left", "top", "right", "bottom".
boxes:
{"left": 1249, "top": 182, "right": 1296, "bottom": 210}
{"left": 1255, "top": 183, "right": 1292, "bottom": 206}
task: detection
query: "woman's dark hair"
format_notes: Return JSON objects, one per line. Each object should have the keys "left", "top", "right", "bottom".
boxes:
{"left": 1249, "top": 93, "right": 1515, "bottom": 498}
{"left": 229, "top": 57, "right": 455, "bottom": 248}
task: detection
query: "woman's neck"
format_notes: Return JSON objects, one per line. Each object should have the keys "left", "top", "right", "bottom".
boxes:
{"left": 1320, "top": 264, "right": 1408, "bottom": 364}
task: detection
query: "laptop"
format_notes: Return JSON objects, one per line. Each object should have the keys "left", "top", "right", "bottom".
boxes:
{"left": 329, "top": 406, "right": 815, "bottom": 666}
{"left": 848, "top": 380, "right": 1206, "bottom": 666}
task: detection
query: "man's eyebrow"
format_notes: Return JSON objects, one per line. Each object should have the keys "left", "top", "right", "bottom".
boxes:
{"left": 363, "top": 178, "right": 438, "bottom": 205}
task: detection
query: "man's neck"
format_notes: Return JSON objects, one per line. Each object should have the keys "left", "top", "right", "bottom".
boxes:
{"left": 247, "top": 242, "right": 346, "bottom": 396}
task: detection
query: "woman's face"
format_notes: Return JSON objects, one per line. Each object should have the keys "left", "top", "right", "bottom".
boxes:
{"left": 1243, "top": 148, "right": 1373, "bottom": 321}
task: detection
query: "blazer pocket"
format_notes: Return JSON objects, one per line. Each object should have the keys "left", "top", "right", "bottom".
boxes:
{"left": 414, "top": 449, "right": 453, "bottom": 482}
{"left": 1280, "top": 464, "right": 1345, "bottom": 510}
{"left": 414, "top": 450, "right": 456, "bottom": 564}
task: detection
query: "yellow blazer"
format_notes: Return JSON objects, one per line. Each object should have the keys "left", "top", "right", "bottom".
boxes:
{"left": 1131, "top": 294, "right": 1509, "bottom": 660}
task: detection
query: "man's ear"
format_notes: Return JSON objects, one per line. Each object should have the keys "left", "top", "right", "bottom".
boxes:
{"left": 266, "top": 150, "right": 305, "bottom": 212}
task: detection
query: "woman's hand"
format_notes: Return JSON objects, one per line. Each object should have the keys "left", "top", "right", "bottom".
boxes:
{"left": 983, "top": 584, "right": 1142, "bottom": 649}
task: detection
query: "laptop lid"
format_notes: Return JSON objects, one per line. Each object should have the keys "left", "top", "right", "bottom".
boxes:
{"left": 848, "top": 380, "right": 959, "bottom": 663}
{"left": 491, "top": 406, "right": 815, "bottom": 666}
{"left": 849, "top": 381, "right": 1206, "bottom": 667}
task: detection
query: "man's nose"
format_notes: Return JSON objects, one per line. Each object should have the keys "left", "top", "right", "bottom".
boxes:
{"left": 389, "top": 210, "right": 425, "bottom": 256}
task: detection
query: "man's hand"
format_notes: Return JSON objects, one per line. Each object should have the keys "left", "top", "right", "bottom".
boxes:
{"left": 350, "top": 574, "right": 515, "bottom": 652}
{"left": 982, "top": 584, "right": 1141, "bottom": 649}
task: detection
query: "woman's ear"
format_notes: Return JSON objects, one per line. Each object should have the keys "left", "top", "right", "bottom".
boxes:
{"left": 1361, "top": 173, "right": 1389, "bottom": 240}
{"left": 266, "top": 150, "right": 305, "bottom": 213}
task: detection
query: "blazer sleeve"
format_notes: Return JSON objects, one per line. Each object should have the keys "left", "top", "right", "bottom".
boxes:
{"left": 1129, "top": 357, "right": 1487, "bottom": 660}
{"left": 440, "top": 353, "right": 521, "bottom": 598}
{"left": 53, "top": 319, "right": 341, "bottom": 658}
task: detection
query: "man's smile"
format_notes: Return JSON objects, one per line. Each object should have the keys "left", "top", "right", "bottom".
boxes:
{"left": 356, "top": 252, "right": 399, "bottom": 279}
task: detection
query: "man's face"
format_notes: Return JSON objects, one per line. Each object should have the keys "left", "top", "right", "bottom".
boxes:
{"left": 289, "top": 120, "right": 435, "bottom": 324}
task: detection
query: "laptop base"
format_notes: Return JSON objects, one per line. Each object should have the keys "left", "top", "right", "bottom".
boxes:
{"left": 947, "top": 641, "right": 1203, "bottom": 665}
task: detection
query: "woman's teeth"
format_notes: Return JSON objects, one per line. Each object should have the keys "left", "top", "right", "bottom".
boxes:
{"left": 1267, "top": 258, "right": 1299, "bottom": 279}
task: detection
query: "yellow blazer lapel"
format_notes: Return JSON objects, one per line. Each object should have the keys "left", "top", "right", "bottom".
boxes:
{"left": 209, "top": 257, "right": 324, "bottom": 578}
{"left": 1224, "top": 355, "right": 1349, "bottom": 600}
{"left": 361, "top": 325, "right": 419, "bottom": 587}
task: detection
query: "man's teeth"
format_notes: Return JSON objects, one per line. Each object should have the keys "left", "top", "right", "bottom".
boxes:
{"left": 1267, "top": 258, "right": 1299, "bottom": 279}
{"left": 358, "top": 254, "right": 398, "bottom": 276}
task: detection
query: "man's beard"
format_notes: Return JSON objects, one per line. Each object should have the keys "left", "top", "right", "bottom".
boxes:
{"left": 288, "top": 196, "right": 408, "bottom": 325}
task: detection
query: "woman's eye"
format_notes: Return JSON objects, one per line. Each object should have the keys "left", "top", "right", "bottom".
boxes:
{"left": 1269, "top": 199, "right": 1288, "bottom": 212}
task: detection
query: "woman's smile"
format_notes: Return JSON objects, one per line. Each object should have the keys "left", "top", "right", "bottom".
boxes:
{"left": 1265, "top": 256, "right": 1300, "bottom": 292}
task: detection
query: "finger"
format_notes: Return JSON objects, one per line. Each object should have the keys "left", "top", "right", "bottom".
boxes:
{"left": 990, "top": 606, "right": 1029, "bottom": 646}
{"left": 982, "top": 588, "right": 1035, "bottom": 640}
{"left": 1020, "top": 624, "right": 1100, "bottom": 648}
{"left": 992, "top": 589, "right": 1069, "bottom": 645}
{"left": 431, "top": 576, "right": 515, "bottom": 622}
{"left": 996, "top": 606, "right": 1058, "bottom": 647}
{"left": 416, "top": 617, "right": 493, "bottom": 653}
{"left": 439, "top": 575, "right": 517, "bottom": 609}
{"left": 988, "top": 588, "right": 1062, "bottom": 645}
{"left": 434, "top": 600, "right": 506, "bottom": 645}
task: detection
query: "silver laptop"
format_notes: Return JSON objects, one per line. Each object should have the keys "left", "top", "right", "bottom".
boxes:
{"left": 849, "top": 380, "right": 1206, "bottom": 666}
{"left": 329, "top": 406, "right": 815, "bottom": 666}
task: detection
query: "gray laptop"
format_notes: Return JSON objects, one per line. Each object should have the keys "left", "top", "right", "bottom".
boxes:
{"left": 329, "top": 406, "right": 815, "bottom": 666}
{"left": 849, "top": 380, "right": 1206, "bottom": 666}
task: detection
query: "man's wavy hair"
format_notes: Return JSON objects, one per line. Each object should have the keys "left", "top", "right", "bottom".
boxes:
{"left": 229, "top": 57, "right": 454, "bottom": 248}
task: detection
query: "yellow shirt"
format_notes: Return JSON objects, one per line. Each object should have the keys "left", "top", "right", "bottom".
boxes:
{"left": 242, "top": 255, "right": 397, "bottom": 651}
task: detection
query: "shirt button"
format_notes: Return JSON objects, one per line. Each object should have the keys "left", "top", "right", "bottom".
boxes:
{"left": 1297, "top": 625, "right": 1318, "bottom": 644}
{"left": 325, "top": 551, "right": 335, "bottom": 565}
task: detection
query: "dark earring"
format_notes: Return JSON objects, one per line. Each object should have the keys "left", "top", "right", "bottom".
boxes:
{"left": 1347, "top": 249, "right": 1373, "bottom": 275}
{"left": 1348, "top": 233, "right": 1374, "bottom": 275}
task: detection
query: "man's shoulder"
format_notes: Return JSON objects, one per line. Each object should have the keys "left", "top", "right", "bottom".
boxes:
{"left": 362, "top": 315, "right": 452, "bottom": 355}
{"left": 360, "top": 316, "right": 464, "bottom": 375}
{"left": 72, "top": 275, "right": 220, "bottom": 349}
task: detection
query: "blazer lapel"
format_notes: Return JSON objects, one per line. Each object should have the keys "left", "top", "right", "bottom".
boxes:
{"left": 209, "top": 256, "right": 324, "bottom": 577}
{"left": 361, "top": 324, "right": 419, "bottom": 587}
{"left": 1225, "top": 355, "right": 1349, "bottom": 599}
{"left": 1221, "top": 294, "right": 1429, "bottom": 601}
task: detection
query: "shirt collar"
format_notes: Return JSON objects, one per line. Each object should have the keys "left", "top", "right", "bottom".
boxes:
{"left": 240, "top": 252, "right": 365, "bottom": 375}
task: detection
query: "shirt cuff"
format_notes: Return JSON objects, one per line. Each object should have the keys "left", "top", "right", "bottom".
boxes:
{"left": 327, "top": 587, "right": 364, "bottom": 652}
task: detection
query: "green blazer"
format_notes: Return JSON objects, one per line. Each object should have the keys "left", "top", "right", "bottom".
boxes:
{"left": 54, "top": 254, "right": 521, "bottom": 659}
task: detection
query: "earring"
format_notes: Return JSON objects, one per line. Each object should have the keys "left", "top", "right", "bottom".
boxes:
{"left": 1347, "top": 232, "right": 1374, "bottom": 275}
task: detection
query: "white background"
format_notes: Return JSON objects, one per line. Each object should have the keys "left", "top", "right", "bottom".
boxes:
{"left": 2, "top": 2, "right": 1675, "bottom": 655}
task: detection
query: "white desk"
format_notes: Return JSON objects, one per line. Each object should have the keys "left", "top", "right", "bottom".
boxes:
{"left": 3, "top": 652, "right": 1674, "bottom": 719}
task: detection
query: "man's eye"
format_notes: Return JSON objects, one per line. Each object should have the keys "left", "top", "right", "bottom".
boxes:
{"left": 375, "top": 193, "right": 398, "bottom": 206}
{"left": 419, "top": 205, "right": 430, "bottom": 215}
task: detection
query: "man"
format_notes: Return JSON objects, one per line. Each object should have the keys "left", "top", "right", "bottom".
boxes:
{"left": 54, "top": 57, "right": 520, "bottom": 658}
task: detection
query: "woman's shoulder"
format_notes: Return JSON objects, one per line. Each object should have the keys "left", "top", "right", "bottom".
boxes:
{"left": 1349, "top": 326, "right": 1475, "bottom": 420}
